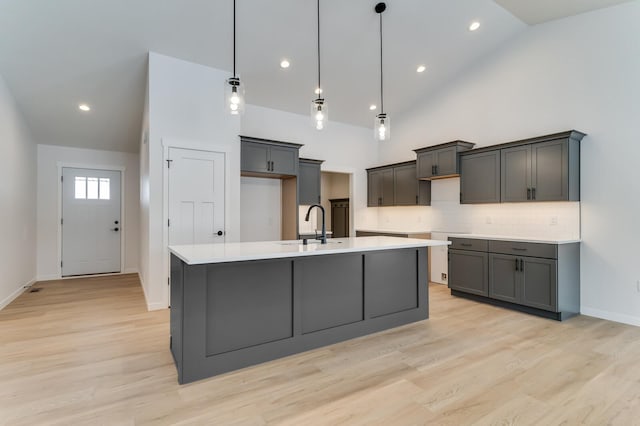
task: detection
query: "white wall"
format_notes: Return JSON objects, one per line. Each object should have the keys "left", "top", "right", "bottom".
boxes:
{"left": 36, "top": 144, "right": 140, "bottom": 280}
{"left": 240, "top": 177, "right": 281, "bottom": 242}
{"left": 142, "top": 52, "right": 241, "bottom": 309}
{"left": 241, "top": 104, "right": 379, "bottom": 234}
{"left": 378, "top": 3, "right": 640, "bottom": 325}
{"left": 0, "top": 74, "right": 36, "bottom": 309}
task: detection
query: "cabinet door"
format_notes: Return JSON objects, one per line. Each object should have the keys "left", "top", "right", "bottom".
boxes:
{"left": 531, "top": 140, "right": 569, "bottom": 201}
{"left": 501, "top": 145, "right": 531, "bottom": 202}
{"left": 416, "top": 151, "right": 435, "bottom": 179}
{"left": 460, "top": 151, "right": 501, "bottom": 204}
{"left": 298, "top": 162, "right": 321, "bottom": 205}
{"left": 435, "top": 147, "right": 457, "bottom": 176}
{"left": 521, "top": 257, "right": 558, "bottom": 312}
{"left": 449, "top": 249, "right": 488, "bottom": 296}
{"left": 241, "top": 142, "right": 269, "bottom": 173}
{"left": 418, "top": 180, "right": 431, "bottom": 206}
{"left": 367, "top": 170, "right": 382, "bottom": 207}
{"left": 394, "top": 164, "right": 418, "bottom": 205}
{"left": 489, "top": 254, "right": 519, "bottom": 303}
{"left": 269, "top": 145, "right": 298, "bottom": 176}
{"left": 380, "top": 168, "right": 395, "bottom": 206}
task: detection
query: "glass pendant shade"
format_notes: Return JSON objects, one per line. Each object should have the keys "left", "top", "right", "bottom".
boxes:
{"left": 225, "top": 77, "right": 245, "bottom": 115}
{"left": 374, "top": 113, "right": 390, "bottom": 141}
{"left": 311, "top": 98, "right": 328, "bottom": 130}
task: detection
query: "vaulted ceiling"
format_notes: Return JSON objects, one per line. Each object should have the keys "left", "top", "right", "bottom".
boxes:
{"left": 0, "top": 0, "right": 632, "bottom": 152}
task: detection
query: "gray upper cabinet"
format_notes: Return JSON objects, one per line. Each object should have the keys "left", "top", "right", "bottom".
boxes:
{"left": 460, "top": 150, "right": 501, "bottom": 204}
{"left": 298, "top": 159, "right": 323, "bottom": 205}
{"left": 414, "top": 141, "right": 475, "bottom": 180}
{"left": 367, "top": 161, "right": 431, "bottom": 207}
{"left": 240, "top": 137, "right": 302, "bottom": 177}
{"left": 500, "top": 132, "right": 583, "bottom": 202}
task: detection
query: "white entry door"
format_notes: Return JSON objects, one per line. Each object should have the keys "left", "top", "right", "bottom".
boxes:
{"left": 168, "top": 148, "right": 225, "bottom": 246}
{"left": 62, "top": 168, "right": 121, "bottom": 276}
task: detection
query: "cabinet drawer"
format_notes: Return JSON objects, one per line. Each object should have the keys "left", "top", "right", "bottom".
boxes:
{"left": 488, "top": 240, "right": 557, "bottom": 259}
{"left": 449, "top": 238, "right": 488, "bottom": 252}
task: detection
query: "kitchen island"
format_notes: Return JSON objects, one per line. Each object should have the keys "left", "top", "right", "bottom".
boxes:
{"left": 169, "top": 236, "right": 449, "bottom": 384}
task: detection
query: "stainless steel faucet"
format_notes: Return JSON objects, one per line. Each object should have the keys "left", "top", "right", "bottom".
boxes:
{"left": 304, "top": 204, "right": 327, "bottom": 244}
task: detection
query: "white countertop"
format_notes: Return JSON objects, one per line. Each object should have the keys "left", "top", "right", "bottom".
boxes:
{"left": 355, "top": 229, "right": 431, "bottom": 236}
{"left": 447, "top": 233, "right": 581, "bottom": 244}
{"left": 170, "top": 236, "right": 450, "bottom": 265}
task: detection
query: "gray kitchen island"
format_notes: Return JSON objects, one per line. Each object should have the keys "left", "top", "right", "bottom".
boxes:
{"left": 169, "top": 236, "right": 449, "bottom": 384}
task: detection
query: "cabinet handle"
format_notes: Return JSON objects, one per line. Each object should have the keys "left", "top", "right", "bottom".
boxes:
{"left": 520, "top": 259, "right": 524, "bottom": 271}
{"left": 431, "top": 165, "right": 435, "bottom": 175}
{"left": 527, "top": 188, "right": 531, "bottom": 200}
{"left": 378, "top": 197, "right": 382, "bottom": 206}
{"left": 532, "top": 188, "right": 536, "bottom": 200}
{"left": 270, "top": 161, "right": 274, "bottom": 171}
{"left": 515, "top": 258, "right": 519, "bottom": 271}
{"left": 435, "top": 165, "right": 438, "bottom": 175}
{"left": 461, "top": 243, "right": 472, "bottom": 247}
{"left": 512, "top": 247, "right": 527, "bottom": 252}
{"left": 416, "top": 195, "right": 419, "bottom": 204}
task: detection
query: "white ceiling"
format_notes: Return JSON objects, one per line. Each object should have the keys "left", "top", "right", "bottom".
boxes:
{"left": 495, "top": 0, "right": 635, "bottom": 25}
{"left": 0, "top": 1, "right": 629, "bottom": 153}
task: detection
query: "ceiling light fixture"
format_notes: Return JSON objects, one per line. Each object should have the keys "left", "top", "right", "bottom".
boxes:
{"left": 369, "top": 104, "right": 377, "bottom": 110}
{"left": 416, "top": 65, "right": 426, "bottom": 73}
{"left": 78, "top": 104, "right": 91, "bottom": 112}
{"left": 280, "top": 59, "right": 290, "bottom": 69}
{"left": 374, "top": 2, "right": 389, "bottom": 141}
{"left": 311, "top": 0, "right": 327, "bottom": 130}
{"left": 225, "top": 0, "right": 245, "bottom": 115}
{"left": 469, "top": 21, "right": 481, "bottom": 31}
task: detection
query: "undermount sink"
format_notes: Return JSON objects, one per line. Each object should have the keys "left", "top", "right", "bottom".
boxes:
{"left": 277, "top": 240, "right": 343, "bottom": 246}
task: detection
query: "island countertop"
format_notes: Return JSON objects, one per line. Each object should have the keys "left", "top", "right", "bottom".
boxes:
{"left": 169, "top": 236, "right": 450, "bottom": 265}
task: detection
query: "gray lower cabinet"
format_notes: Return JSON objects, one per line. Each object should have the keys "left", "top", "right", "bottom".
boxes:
{"left": 367, "top": 161, "right": 431, "bottom": 207}
{"left": 240, "top": 137, "right": 302, "bottom": 177}
{"left": 448, "top": 249, "right": 488, "bottom": 296}
{"left": 298, "top": 159, "right": 323, "bottom": 205}
{"left": 170, "top": 247, "right": 428, "bottom": 384}
{"left": 460, "top": 150, "right": 501, "bottom": 204}
{"left": 449, "top": 237, "right": 579, "bottom": 320}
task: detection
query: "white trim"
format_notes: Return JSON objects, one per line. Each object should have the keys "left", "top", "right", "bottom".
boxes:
{"left": 137, "top": 271, "right": 166, "bottom": 311}
{"left": 581, "top": 307, "right": 640, "bottom": 327}
{"left": 0, "top": 277, "right": 36, "bottom": 311}
{"left": 37, "top": 270, "right": 139, "bottom": 282}
{"left": 57, "top": 162, "right": 127, "bottom": 278}
{"left": 161, "top": 138, "right": 231, "bottom": 309}
{"left": 319, "top": 165, "right": 356, "bottom": 237}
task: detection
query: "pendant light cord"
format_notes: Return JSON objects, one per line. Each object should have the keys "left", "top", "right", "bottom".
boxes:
{"left": 233, "top": 0, "right": 237, "bottom": 78}
{"left": 379, "top": 11, "right": 384, "bottom": 113}
{"left": 317, "top": 0, "right": 321, "bottom": 99}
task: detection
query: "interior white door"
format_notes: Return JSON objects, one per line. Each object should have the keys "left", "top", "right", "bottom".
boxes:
{"left": 62, "top": 168, "right": 121, "bottom": 276}
{"left": 168, "top": 148, "right": 225, "bottom": 246}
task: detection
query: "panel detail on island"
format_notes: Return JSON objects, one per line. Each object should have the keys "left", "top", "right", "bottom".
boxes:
{"left": 169, "top": 237, "right": 447, "bottom": 384}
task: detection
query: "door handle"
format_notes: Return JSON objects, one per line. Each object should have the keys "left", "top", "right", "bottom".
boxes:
{"left": 114, "top": 220, "right": 119, "bottom": 224}
{"left": 217, "top": 230, "right": 224, "bottom": 236}
{"left": 111, "top": 227, "right": 119, "bottom": 232}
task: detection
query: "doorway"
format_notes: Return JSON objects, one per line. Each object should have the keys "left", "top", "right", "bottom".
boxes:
{"left": 168, "top": 148, "right": 225, "bottom": 246}
{"left": 61, "top": 167, "right": 121, "bottom": 276}
{"left": 318, "top": 171, "right": 351, "bottom": 237}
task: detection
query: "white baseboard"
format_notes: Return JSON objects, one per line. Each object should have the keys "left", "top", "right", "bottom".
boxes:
{"left": 0, "top": 277, "right": 36, "bottom": 311}
{"left": 36, "top": 274, "right": 60, "bottom": 282}
{"left": 137, "top": 272, "right": 168, "bottom": 311}
{"left": 581, "top": 306, "right": 640, "bottom": 327}
{"left": 123, "top": 267, "right": 139, "bottom": 274}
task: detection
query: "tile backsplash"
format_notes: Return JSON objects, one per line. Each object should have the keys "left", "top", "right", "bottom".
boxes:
{"left": 375, "top": 178, "right": 580, "bottom": 240}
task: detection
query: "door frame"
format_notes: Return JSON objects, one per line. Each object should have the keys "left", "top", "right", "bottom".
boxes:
{"left": 318, "top": 166, "right": 356, "bottom": 237}
{"left": 56, "top": 162, "right": 127, "bottom": 279}
{"left": 162, "top": 138, "right": 231, "bottom": 306}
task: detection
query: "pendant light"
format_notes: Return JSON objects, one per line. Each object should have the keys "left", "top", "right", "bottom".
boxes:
{"left": 374, "top": 2, "right": 389, "bottom": 141}
{"left": 225, "top": 0, "right": 245, "bottom": 115}
{"left": 311, "top": 0, "right": 327, "bottom": 130}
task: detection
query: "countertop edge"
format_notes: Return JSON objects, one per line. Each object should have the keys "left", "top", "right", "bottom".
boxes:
{"left": 447, "top": 234, "right": 581, "bottom": 244}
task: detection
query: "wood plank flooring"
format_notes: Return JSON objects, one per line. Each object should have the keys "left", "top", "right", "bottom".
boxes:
{"left": 1, "top": 274, "right": 639, "bottom": 425}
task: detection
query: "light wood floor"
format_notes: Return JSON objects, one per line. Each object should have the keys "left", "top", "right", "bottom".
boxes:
{"left": 1, "top": 275, "right": 640, "bottom": 425}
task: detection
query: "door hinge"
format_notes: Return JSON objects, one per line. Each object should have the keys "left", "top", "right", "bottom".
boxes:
{"left": 60, "top": 261, "right": 63, "bottom": 267}
{"left": 61, "top": 218, "right": 63, "bottom": 225}
{"left": 61, "top": 175, "right": 64, "bottom": 182}
{"left": 167, "top": 219, "right": 170, "bottom": 227}
{"left": 166, "top": 159, "right": 173, "bottom": 168}
{"left": 168, "top": 277, "right": 170, "bottom": 286}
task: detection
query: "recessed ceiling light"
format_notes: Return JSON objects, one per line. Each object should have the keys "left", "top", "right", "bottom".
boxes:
{"left": 416, "top": 65, "right": 426, "bottom": 73}
{"left": 280, "top": 59, "right": 290, "bottom": 69}
{"left": 78, "top": 104, "right": 91, "bottom": 112}
{"left": 469, "top": 21, "right": 481, "bottom": 31}
{"left": 315, "top": 87, "right": 323, "bottom": 95}
{"left": 369, "top": 104, "right": 377, "bottom": 110}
